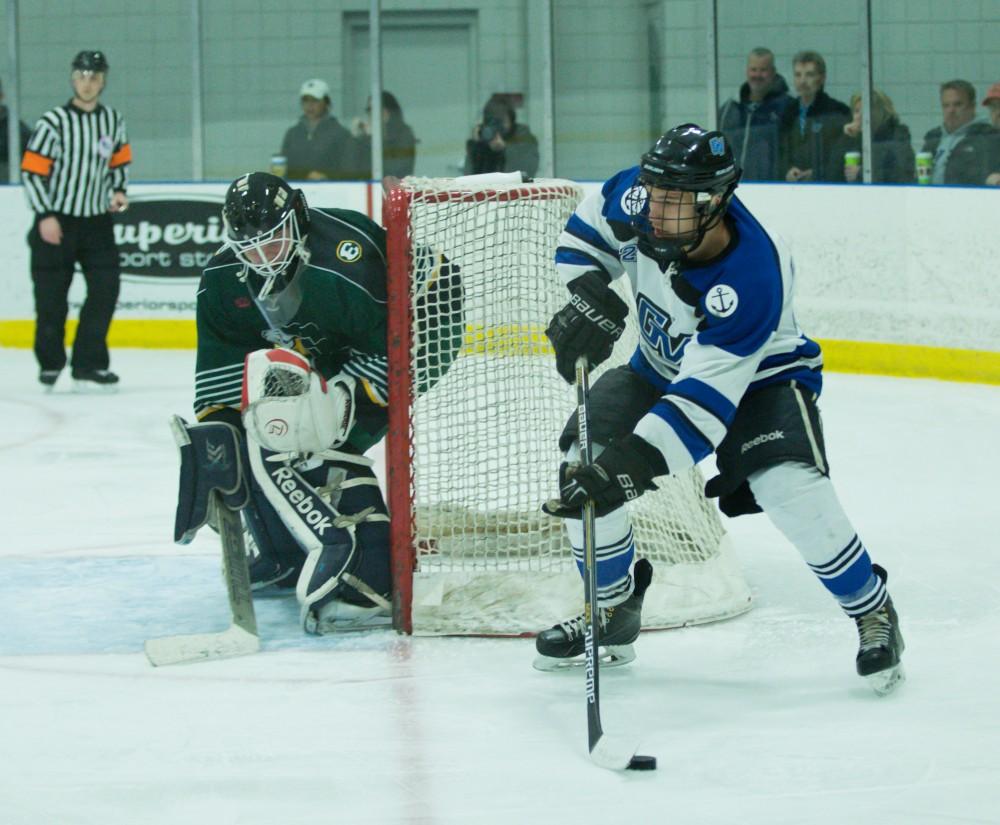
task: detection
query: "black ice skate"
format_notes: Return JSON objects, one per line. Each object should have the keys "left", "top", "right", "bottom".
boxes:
{"left": 533, "top": 558, "right": 653, "bottom": 672}
{"left": 855, "top": 565, "right": 905, "bottom": 696}
{"left": 39, "top": 369, "right": 61, "bottom": 390}
{"left": 72, "top": 368, "right": 119, "bottom": 393}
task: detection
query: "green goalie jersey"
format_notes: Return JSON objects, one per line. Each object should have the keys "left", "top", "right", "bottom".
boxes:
{"left": 194, "top": 206, "right": 463, "bottom": 449}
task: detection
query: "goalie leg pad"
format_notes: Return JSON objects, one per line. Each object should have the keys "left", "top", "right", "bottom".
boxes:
{"left": 297, "top": 450, "right": 392, "bottom": 633}
{"left": 321, "top": 451, "right": 391, "bottom": 606}
{"left": 172, "top": 415, "right": 249, "bottom": 544}
{"left": 242, "top": 479, "right": 306, "bottom": 589}
{"left": 246, "top": 440, "right": 353, "bottom": 557}
{"left": 246, "top": 440, "right": 381, "bottom": 613}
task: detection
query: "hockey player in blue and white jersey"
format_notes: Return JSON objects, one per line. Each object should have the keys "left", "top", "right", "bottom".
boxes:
{"left": 536, "top": 124, "right": 905, "bottom": 694}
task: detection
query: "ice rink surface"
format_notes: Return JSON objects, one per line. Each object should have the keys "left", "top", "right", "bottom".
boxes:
{"left": 1, "top": 348, "right": 997, "bottom": 825}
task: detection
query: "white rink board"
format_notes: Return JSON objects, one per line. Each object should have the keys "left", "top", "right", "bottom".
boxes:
{"left": 0, "top": 181, "right": 998, "bottom": 352}
{"left": 0, "top": 181, "right": 368, "bottom": 322}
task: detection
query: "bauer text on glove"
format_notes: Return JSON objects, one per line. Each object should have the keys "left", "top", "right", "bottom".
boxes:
{"left": 542, "top": 433, "right": 666, "bottom": 518}
{"left": 545, "top": 270, "right": 628, "bottom": 384}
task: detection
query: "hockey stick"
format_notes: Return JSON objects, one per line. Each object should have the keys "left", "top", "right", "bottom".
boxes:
{"left": 144, "top": 491, "right": 260, "bottom": 666}
{"left": 575, "top": 357, "right": 656, "bottom": 771}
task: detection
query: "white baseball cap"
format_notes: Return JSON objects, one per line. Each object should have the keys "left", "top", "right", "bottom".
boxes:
{"left": 299, "top": 78, "right": 330, "bottom": 100}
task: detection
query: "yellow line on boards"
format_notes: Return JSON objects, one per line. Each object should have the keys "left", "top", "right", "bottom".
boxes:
{"left": 0, "top": 320, "right": 997, "bottom": 385}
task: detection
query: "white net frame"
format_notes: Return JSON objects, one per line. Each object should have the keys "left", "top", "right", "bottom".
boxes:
{"left": 385, "top": 176, "right": 750, "bottom": 635}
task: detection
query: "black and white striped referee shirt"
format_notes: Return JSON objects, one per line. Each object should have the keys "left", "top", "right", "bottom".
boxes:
{"left": 21, "top": 101, "right": 131, "bottom": 218}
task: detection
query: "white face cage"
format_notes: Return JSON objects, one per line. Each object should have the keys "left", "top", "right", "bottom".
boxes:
{"left": 226, "top": 208, "right": 306, "bottom": 300}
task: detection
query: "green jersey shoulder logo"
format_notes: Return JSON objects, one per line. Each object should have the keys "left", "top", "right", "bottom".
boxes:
{"left": 336, "top": 240, "right": 363, "bottom": 263}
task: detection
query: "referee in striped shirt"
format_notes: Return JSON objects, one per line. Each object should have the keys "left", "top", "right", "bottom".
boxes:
{"left": 21, "top": 50, "right": 131, "bottom": 389}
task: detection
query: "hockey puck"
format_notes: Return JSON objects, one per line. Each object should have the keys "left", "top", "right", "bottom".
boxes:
{"left": 627, "top": 755, "right": 657, "bottom": 771}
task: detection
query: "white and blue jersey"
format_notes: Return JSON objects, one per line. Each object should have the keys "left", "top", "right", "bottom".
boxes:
{"left": 555, "top": 166, "right": 823, "bottom": 474}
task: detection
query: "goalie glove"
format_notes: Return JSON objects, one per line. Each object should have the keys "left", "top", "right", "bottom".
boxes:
{"left": 546, "top": 270, "right": 629, "bottom": 384}
{"left": 241, "top": 348, "right": 356, "bottom": 455}
{"left": 542, "top": 434, "right": 665, "bottom": 519}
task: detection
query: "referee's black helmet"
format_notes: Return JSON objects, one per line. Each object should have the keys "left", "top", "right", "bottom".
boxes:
{"left": 72, "top": 50, "right": 109, "bottom": 73}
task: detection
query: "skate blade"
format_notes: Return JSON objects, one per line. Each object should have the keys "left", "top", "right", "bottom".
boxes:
{"left": 532, "top": 644, "right": 636, "bottom": 672}
{"left": 73, "top": 380, "right": 119, "bottom": 394}
{"left": 866, "top": 663, "right": 905, "bottom": 696}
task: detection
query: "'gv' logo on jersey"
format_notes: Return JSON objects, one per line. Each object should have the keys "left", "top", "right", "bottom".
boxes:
{"left": 637, "top": 294, "right": 688, "bottom": 362}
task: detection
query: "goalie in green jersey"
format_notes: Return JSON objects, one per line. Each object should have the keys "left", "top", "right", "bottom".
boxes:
{"left": 179, "top": 172, "right": 463, "bottom": 634}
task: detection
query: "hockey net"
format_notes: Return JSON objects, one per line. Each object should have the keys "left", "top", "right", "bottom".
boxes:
{"left": 384, "top": 175, "right": 751, "bottom": 635}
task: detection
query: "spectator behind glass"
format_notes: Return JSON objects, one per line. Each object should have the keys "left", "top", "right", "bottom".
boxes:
{"left": 350, "top": 91, "right": 417, "bottom": 179}
{"left": 981, "top": 82, "right": 1000, "bottom": 185}
{"left": 717, "top": 47, "right": 793, "bottom": 181}
{"left": 0, "top": 77, "right": 32, "bottom": 182}
{"left": 778, "top": 50, "right": 852, "bottom": 182}
{"left": 831, "top": 90, "right": 915, "bottom": 184}
{"left": 921, "top": 79, "right": 1000, "bottom": 186}
{"left": 463, "top": 94, "right": 539, "bottom": 178}
{"left": 279, "top": 78, "right": 355, "bottom": 181}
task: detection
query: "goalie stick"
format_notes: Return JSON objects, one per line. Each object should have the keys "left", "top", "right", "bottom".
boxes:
{"left": 144, "top": 419, "right": 260, "bottom": 666}
{"left": 575, "top": 357, "right": 656, "bottom": 772}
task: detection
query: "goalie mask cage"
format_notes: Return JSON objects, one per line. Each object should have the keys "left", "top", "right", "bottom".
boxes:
{"left": 384, "top": 176, "right": 751, "bottom": 635}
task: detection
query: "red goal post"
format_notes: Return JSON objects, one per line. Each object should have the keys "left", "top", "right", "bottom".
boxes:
{"left": 384, "top": 176, "right": 750, "bottom": 636}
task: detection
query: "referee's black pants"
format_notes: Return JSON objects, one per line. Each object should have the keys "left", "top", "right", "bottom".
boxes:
{"left": 29, "top": 213, "right": 121, "bottom": 374}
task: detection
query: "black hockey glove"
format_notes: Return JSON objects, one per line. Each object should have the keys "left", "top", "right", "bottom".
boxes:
{"left": 546, "top": 271, "right": 629, "bottom": 384}
{"left": 542, "top": 434, "right": 666, "bottom": 519}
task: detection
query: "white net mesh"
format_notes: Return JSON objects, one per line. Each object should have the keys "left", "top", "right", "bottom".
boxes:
{"left": 395, "top": 176, "right": 750, "bottom": 635}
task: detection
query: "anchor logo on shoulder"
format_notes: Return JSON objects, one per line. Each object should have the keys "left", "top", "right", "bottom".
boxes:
{"left": 706, "top": 284, "right": 738, "bottom": 318}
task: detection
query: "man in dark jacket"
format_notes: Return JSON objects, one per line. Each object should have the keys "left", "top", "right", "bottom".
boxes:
{"left": 279, "top": 79, "right": 356, "bottom": 181}
{"left": 0, "top": 77, "right": 31, "bottom": 182}
{"left": 921, "top": 79, "right": 1000, "bottom": 187}
{"left": 718, "top": 48, "right": 793, "bottom": 181}
{"left": 778, "top": 50, "right": 851, "bottom": 183}
{"left": 463, "top": 94, "right": 539, "bottom": 178}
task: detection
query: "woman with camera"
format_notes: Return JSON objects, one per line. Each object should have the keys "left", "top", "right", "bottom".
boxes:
{"left": 463, "top": 94, "right": 539, "bottom": 177}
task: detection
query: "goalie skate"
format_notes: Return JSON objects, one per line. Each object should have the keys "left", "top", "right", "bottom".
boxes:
{"left": 302, "top": 597, "right": 392, "bottom": 634}
{"left": 533, "top": 559, "right": 651, "bottom": 672}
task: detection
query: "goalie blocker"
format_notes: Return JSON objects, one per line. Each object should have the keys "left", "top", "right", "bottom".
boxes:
{"left": 146, "top": 416, "right": 258, "bottom": 666}
{"left": 173, "top": 416, "right": 250, "bottom": 543}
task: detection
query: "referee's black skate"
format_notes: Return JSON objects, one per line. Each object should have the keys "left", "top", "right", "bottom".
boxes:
{"left": 855, "top": 565, "right": 905, "bottom": 695}
{"left": 39, "top": 369, "right": 61, "bottom": 390}
{"left": 72, "top": 368, "right": 119, "bottom": 393}
{"left": 533, "top": 558, "right": 653, "bottom": 672}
